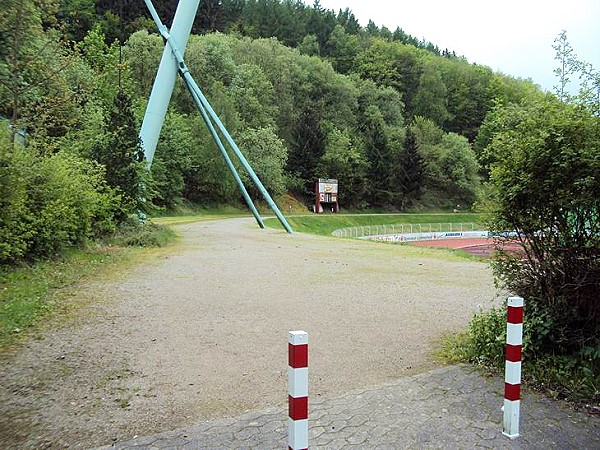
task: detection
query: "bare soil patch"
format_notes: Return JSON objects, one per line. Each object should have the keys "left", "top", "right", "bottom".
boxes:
{"left": 0, "top": 218, "right": 500, "bottom": 449}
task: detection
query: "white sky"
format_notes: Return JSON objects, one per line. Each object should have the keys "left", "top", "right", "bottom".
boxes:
{"left": 312, "top": 0, "right": 600, "bottom": 92}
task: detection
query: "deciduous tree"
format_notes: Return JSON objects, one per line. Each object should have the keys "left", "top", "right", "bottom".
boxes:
{"left": 487, "top": 96, "right": 600, "bottom": 355}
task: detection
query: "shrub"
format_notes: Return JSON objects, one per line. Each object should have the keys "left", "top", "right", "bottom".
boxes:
{"left": 465, "top": 307, "right": 506, "bottom": 368}
{"left": 451, "top": 302, "right": 599, "bottom": 403}
{"left": 0, "top": 134, "right": 122, "bottom": 265}
{"left": 106, "top": 221, "right": 176, "bottom": 247}
{"left": 485, "top": 97, "right": 599, "bottom": 355}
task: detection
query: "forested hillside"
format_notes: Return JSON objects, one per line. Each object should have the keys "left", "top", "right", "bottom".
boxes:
{"left": 3, "top": 0, "right": 598, "bottom": 405}
{"left": 1, "top": 0, "right": 546, "bottom": 263}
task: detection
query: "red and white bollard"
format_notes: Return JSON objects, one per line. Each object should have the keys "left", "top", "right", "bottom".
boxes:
{"left": 288, "top": 330, "right": 308, "bottom": 450}
{"left": 503, "top": 296, "right": 524, "bottom": 439}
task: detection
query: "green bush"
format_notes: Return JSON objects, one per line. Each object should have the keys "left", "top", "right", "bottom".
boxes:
{"left": 465, "top": 97, "right": 600, "bottom": 404}
{"left": 451, "top": 301, "right": 599, "bottom": 404}
{"left": 106, "top": 221, "right": 176, "bottom": 248}
{"left": 0, "top": 135, "right": 122, "bottom": 265}
{"left": 465, "top": 307, "right": 506, "bottom": 368}
{"left": 485, "top": 98, "right": 600, "bottom": 354}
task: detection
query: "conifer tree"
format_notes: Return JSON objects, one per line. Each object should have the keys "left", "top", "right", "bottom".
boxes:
{"left": 93, "top": 90, "right": 145, "bottom": 216}
{"left": 399, "top": 127, "right": 424, "bottom": 209}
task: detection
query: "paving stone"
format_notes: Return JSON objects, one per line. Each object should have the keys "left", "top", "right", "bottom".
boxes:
{"left": 308, "top": 425, "right": 327, "bottom": 439}
{"left": 320, "top": 437, "right": 351, "bottom": 449}
{"left": 100, "top": 365, "right": 599, "bottom": 450}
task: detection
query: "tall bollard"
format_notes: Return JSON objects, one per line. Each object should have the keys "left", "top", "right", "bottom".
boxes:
{"left": 503, "top": 296, "right": 524, "bottom": 439}
{"left": 288, "top": 331, "right": 308, "bottom": 450}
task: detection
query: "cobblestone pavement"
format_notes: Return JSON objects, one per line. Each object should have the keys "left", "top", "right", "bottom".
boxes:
{"left": 98, "top": 365, "right": 599, "bottom": 449}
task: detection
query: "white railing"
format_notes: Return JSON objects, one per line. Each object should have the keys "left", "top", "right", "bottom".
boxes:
{"left": 331, "top": 223, "right": 479, "bottom": 239}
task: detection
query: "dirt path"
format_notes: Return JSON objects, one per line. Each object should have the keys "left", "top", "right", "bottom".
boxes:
{"left": 0, "top": 218, "right": 501, "bottom": 449}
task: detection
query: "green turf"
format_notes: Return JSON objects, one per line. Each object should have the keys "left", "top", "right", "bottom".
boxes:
{"left": 265, "top": 212, "right": 483, "bottom": 236}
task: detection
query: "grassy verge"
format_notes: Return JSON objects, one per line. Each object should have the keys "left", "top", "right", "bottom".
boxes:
{"left": 265, "top": 212, "right": 483, "bottom": 236}
{"left": 0, "top": 223, "right": 176, "bottom": 351}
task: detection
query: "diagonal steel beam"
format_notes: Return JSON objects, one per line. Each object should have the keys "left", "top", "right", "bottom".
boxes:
{"left": 139, "top": 1, "right": 292, "bottom": 233}
{"left": 140, "top": 0, "right": 265, "bottom": 229}
{"left": 139, "top": 0, "right": 200, "bottom": 165}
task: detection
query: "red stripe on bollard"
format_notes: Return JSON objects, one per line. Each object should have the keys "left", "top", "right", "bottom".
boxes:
{"left": 289, "top": 343, "right": 308, "bottom": 368}
{"left": 503, "top": 296, "right": 524, "bottom": 439}
{"left": 504, "top": 382, "right": 521, "bottom": 401}
{"left": 505, "top": 344, "right": 522, "bottom": 362}
{"left": 289, "top": 395, "right": 309, "bottom": 420}
{"left": 288, "top": 331, "right": 308, "bottom": 450}
{"left": 507, "top": 306, "right": 523, "bottom": 324}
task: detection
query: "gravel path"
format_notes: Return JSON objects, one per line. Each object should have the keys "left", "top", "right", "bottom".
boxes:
{"left": 0, "top": 217, "right": 501, "bottom": 449}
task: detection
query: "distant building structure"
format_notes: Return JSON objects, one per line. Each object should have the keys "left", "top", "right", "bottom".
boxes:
{"left": 314, "top": 178, "right": 339, "bottom": 213}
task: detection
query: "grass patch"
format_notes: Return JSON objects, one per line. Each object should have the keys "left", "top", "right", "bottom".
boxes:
{"left": 265, "top": 212, "right": 483, "bottom": 236}
{"left": 0, "top": 223, "right": 177, "bottom": 350}
{"left": 106, "top": 222, "right": 176, "bottom": 247}
{"left": 436, "top": 331, "right": 473, "bottom": 365}
{"left": 0, "top": 248, "right": 126, "bottom": 349}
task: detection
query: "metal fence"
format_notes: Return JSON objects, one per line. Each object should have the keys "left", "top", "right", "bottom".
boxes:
{"left": 331, "top": 222, "right": 478, "bottom": 239}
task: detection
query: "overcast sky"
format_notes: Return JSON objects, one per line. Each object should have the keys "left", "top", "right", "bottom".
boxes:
{"left": 312, "top": 0, "right": 599, "bottom": 93}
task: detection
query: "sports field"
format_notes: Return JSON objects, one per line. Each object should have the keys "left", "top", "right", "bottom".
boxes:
{"left": 410, "top": 237, "right": 522, "bottom": 258}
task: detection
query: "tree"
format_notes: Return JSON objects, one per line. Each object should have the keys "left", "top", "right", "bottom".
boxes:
{"left": 196, "top": 0, "right": 225, "bottom": 33}
{"left": 437, "top": 132, "right": 480, "bottom": 204}
{"left": 182, "top": 113, "right": 238, "bottom": 205}
{"left": 365, "top": 20, "right": 379, "bottom": 37}
{"left": 486, "top": 96, "right": 600, "bottom": 356}
{"left": 441, "top": 62, "right": 493, "bottom": 141}
{"left": 318, "top": 126, "right": 368, "bottom": 208}
{"left": 360, "top": 104, "right": 399, "bottom": 207}
{"left": 398, "top": 127, "right": 424, "bottom": 208}
{"left": 95, "top": 0, "right": 166, "bottom": 41}
{"left": 0, "top": 0, "right": 45, "bottom": 143}
{"left": 287, "top": 104, "right": 325, "bottom": 194}
{"left": 553, "top": 30, "right": 577, "bottom": 103}
{"left": 298, "top": 34, "right": 320, "bottom": 56}
{"left": 379, "top": 26, "right": 393, "bottom": 42}
{"left": 323, "top": 24, "right": 359, "bottom": 74}
{"left": 55, "top": 0, "right": 97, "bottom": 42}
{"left": 356, "top": 40, "right": 425, "bottom": 120}
{"left": 411, "top": 116, "right": 479, "bottom": 207}
{"left": 0, "top": 1, "right": 92, "bottom": 152}
{"left": 230, "top": 63, "right": 278, "bottom": 129}
{"left": 0, "top": 128, "right": 120, "bottom": 265}
{"left": 149, "top": 111, "right": 193, "bottom": 209}
{"left": 336, "top": 8, "right": 360, "bottom": 35}
{"left": 305, "top": 0, "right": 337, "bottom": 49}
{"left": 553, "top": 30, "right": 600, "bottom": 115}
{"left": 237, "top": 126, "right": 288, "bottom": 197}
{"left": 412, "top": 59, "right": 449, "bottom": 126}
{"left": 123, "top": 30, "right": 164, "bottom": 97}
{"left": 222, "top": 0, "right": 245, "bottom": 31}
{"left": 92, "top": 90, "right": 145, "bottom": 215}
{"left": 77, "top": 26, "right": 121, "bottom": 107}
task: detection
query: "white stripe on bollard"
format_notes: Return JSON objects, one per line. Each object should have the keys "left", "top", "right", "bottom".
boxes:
{"left": 503, "top": 296, "right": 524, "bottom": 439}
{"left": 288, "top": 330, "right": 308, "bottom": 450}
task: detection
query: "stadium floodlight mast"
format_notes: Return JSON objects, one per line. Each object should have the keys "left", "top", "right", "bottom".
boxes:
{"left": 139, "top": 0, "right": 293, "bottom": 233}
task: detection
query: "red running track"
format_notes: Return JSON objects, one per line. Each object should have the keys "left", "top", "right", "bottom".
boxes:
{"left": 409, "top": 238, "right": 522, "bottom": 258}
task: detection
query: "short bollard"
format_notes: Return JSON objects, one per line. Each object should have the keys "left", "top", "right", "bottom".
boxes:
{"left": 503, "top": 296, "right": 524, "bottom": 439}
{"left": 288, "top": 330, "right": 308, "bottom": 450}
